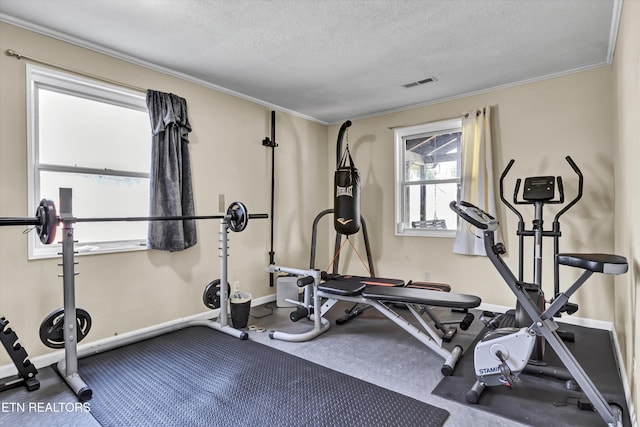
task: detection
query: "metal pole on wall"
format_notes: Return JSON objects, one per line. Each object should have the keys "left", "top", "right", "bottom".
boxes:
{"left": 262, "top": 111, "right": 277, "bottom": 287}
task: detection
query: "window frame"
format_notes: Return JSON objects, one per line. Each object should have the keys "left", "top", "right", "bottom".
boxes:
{"left": 394, "top": 118, "right": 462, "bottom": 238}
{"left": 26, "top": 64, "right": 150, "bottom": 259}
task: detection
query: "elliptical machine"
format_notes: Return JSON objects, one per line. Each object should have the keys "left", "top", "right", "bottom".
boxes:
{"left": 494, "top": 156, "right": 584, "bottom": 362}
{"left": 449, "top": 200, "right": 628, "bottom": 427}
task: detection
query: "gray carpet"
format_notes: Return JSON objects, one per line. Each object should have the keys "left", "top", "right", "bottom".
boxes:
{"left": 75, "top": 326, "right": 450, "bottom": 427}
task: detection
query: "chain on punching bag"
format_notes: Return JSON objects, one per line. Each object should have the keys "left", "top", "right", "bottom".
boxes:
{"left": 334, "top": 144, "right": 361, "bottom": 235}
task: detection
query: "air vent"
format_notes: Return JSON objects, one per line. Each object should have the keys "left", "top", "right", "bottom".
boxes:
{"left": 402, "top": 77, "right": 437, "bottom": 88}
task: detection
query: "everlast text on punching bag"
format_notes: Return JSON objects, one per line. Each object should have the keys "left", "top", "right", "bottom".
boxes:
{"left": 334, "top": 145, "right": 361, "bottom": 235}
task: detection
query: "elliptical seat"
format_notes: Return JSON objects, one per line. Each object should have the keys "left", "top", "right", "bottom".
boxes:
{"left": 557, "top": 253, "right": 628, "bottom": 275}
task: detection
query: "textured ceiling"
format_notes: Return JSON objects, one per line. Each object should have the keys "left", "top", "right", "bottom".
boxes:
{"left": 0, "top": 0, "right": 620, "bottom": 124}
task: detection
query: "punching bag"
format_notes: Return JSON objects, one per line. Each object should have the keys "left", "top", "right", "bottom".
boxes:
{"left": 334, "top": 145, "right": 361, "bottom": 235}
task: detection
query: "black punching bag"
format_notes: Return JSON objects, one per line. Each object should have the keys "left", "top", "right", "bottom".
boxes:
{"left": 334, "top": 145, "right": 361, "bottom": 235}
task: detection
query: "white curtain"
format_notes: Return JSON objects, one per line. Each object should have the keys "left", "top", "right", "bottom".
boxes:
{"left": 453, "top": 106, "right": 497, "bottom": 256}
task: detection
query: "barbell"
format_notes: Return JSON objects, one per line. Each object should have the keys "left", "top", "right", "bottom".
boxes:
{"left": 0, "top": 199, "right": 268, "bottom": 244}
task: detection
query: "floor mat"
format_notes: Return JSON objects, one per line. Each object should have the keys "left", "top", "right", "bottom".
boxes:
{"left": 432, "top": 323, "right": 631, "bottom": 426}
{"left": 72, "top": 326, "right": 449, "bottom": 427}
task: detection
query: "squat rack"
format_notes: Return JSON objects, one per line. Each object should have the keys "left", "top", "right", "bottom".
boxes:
{"left": 0, "top": 187, "right": 268, "bottom": 401}
{"left": 59, "top": 188, "right": 267, "bottom": 400}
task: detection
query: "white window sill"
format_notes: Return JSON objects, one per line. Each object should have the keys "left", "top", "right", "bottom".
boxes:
{"left": 395, "top": 228, "right": 456, "bottom": 238}
{"left": 29, "top": 240, "right": 148, "bottom": 260}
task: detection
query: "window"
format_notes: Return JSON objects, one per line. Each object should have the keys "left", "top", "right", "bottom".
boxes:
{"left": 27, "top": 65, "right": 151, "bottom": 259}
{"left": 394, "top": 118, "right": 462, "bottom": 237}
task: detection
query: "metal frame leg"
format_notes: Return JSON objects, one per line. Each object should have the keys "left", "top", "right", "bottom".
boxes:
{"left": 316, "top": 291, "right": 463, "bottom": 375}
{"left": 205, "top": 220, "right": 248, "bottom": 340}
{"left": 54, "top": 190, "right": 249, "bottom": 403}
{"left": 58, "top": 188, "right": 91, "bottom": 401}
{"left": 266, "top": 265, "right": 330, "bottom": 342}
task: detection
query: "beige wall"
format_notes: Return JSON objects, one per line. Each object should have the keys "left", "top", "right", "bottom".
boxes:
{"left": 329, "top": 66, "right": 617, "bottom": 321}
{"left": 0, "top": 22, "right": 328, "bottom": 363}
{"left": 613, "top": 0, "right": 640, "bottom": 419}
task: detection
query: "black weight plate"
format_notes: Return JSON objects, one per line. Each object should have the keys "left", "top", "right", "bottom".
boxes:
{"left": 39, "top": 308, "right": 92, "bottom": 349}
{"left": 203, "top": 279, "right": 231, "bottom": 309}
{"left": 36, "top": 199, "right": 57, "bottom": 245}
{"left": 227, "top": 201, "right": 248, "bottom": 232}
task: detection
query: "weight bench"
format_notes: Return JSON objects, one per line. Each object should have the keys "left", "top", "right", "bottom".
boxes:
{"left": 265, "top": 264, "right": 481, "bottom": 376}
{"left": 327, "top": 276, "right": 475, "bottom": 341}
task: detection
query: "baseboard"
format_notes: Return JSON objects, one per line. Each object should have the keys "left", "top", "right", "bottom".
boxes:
{"left": 0, "top": 293, "right": 276, "bottom": 380}
{"left": 611, "top": 325, "right": 638, "bottom": 427}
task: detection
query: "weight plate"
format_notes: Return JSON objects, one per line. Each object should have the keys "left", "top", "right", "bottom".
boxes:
{"left": 227, "top": 202, "right": 248, "bottom": 232}
{"left": 36, "top": 199, "right": 57, "bottom": 245}
{"left": 203, "top": 279, "right": 231, "bottom": 309}
{"left": 39, "top": 308, "right": 92, "bottom": 349}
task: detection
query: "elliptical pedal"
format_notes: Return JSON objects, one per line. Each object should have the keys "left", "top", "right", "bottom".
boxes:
{"left": 481, "top": 309, "right": 516, "bottom": 329}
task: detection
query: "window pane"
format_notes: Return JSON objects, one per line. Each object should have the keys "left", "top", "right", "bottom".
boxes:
{"left": 404, "top": 131, "right": 460, "bottom": 182}
{"left": 405, "top": 183, "right": 459, "bottom": 231}
{"left": 38, "top": 88, "right": 150, "bottom": 173}
{"left": 394, "top": 118, "right": 462, "bottom": 237}
{"left": 40, "top": 171, "right": 149, "bottom": 244}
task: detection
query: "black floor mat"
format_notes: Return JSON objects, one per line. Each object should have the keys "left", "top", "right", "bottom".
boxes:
{"left": 73, "top": 326, "right": 449, "bottom": 427}
{"left": 433, "top": 323, "right": 631, "bottom": 426}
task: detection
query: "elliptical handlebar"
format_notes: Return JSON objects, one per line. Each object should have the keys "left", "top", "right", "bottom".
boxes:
{"left": 556, "top": 176, "right": 565, "bottom": 204}
{"left": 553, "top": 156, "right": 583, "bottom": 223}
{"left": 449, "top": 201, "right": 499, "bottom": 231}
{"left": 500, "top": 160, "right": 524, "bottom": 223}
{"left": 500, "top": 156, "right": 583, "bottom": 219}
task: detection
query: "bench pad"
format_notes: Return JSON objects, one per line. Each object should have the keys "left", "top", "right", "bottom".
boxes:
{"left": 319, "top": 276, "right": 404, "bottom": 296}
{"left": 319, "top": 280, "right": 367, "bottom": 296}
{"left": 407, "top": 281, "right": 452, "bottom": 292}
{"left": 362, "top": 286, "right": 481, "bottom": 309}
{"left": 326, "top": 275, "right": 404, "bottom": 287}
